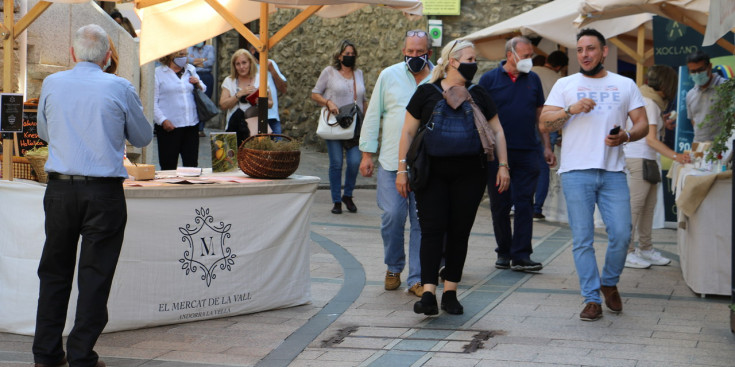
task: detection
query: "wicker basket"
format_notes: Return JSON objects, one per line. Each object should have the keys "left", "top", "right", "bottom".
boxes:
{"left": 237, "top": 134, "right": 300, "bottom": 179}
{"left": 0, "top": 155, "right": 37, "bottom": 181}
{"left": 25, "top": 154, "right": 49, "bottom": 183}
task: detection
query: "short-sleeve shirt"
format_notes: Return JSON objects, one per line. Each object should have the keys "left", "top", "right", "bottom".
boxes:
{"left": 479, "top": 62, "right": 545, "bottom": 150}
{"left": 545, "top": 72, "right": 645, "bottom": 174}
{"left": 406, "top": 80, "right": 497, "bottom": 127}
{"left": 312, "top": 66, "right": 366, "bottom": 112}
{"left": 686, "top": 73, "right": 726, "bottom": 142}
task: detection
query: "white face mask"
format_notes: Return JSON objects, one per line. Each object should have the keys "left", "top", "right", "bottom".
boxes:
{"left": 513, "top": 49, "right": 533, "bottom": 73}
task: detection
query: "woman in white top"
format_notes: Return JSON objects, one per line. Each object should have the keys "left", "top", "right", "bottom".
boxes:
{"left": 623, "top": 65, "right": 691, "bottom": 269}
{"left": 154, "top": 49, "right": 205, "bottom": 170}
{"left": 311, "top": 40, "right": 367, "bottom": 214}
{"left": 220, "top": 49, "right": 272, "bottom": 147}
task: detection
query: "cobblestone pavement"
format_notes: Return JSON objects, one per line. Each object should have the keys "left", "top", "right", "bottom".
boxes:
{"left": 2, "top": 134, "right": 733, "bottom": 366}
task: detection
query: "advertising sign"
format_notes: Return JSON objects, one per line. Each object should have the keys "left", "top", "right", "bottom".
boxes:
{"left": 422, "top": 0, "right": 460, "bottom": 16}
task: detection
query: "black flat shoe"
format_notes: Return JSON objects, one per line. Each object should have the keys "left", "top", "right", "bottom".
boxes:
{"left": 414, "top": 292, "right": 438, "bottom": 315}
{"left": 331, "top": 203, "right": 342, "bottom": 214}
{"left": 441, "top": 290, "right": 464, "bottom": 315}
{"left": 342, "top": 195, "right": 357, "bottom": 213}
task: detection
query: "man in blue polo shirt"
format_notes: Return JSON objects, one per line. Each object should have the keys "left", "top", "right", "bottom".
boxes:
{"left": 479, "top": 36, "right": 555, "bottom": 272}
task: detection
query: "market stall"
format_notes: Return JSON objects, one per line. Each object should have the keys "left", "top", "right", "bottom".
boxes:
{"left": 0, "top": 172, "right": 319, "bottom": 335}
{"left": 670, "top": 163, "right": 732, "bottom": 296}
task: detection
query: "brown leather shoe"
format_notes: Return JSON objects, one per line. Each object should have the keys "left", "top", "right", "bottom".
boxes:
{"left": 95, "top": 360, "right": 106, "bottom": 367}
{"left": 408, "top": 282, "right": 424, "bottom": 297}
{"left": 579, "top": 302, "right": 602, "bottom": 321}
{"left": 385, "top": 271, "right": 401, "bottom": 290}
{"left": 600, "top": 285, "right": 622, "bottom": 313}
{"left": 34, "top": 357, "right": 67, "bottom": 367}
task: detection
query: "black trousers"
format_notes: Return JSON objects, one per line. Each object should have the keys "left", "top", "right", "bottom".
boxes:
{"left": 33, "top": 178, "right": 127, "bottom": 367}
{"left": 415, "top": 155, "right": 487, "bottom": 285}
{"left": 487, "top": 149, "right": 540, "bottom": 261}
{"left": 155, "top": 124, "right": 199, "bottom": 170}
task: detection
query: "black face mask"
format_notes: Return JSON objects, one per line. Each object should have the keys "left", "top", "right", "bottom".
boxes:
{"left": 405, "top": 54, "right": 429, "bottom": 73}
{"left": 457, "top": 62, "right": 478, "bottom": 82}
{"left": 580, "top": 61, "right": 604, "bottom": 76}
{"left": 341, "top": 55, "right": 356, "bottom": 68}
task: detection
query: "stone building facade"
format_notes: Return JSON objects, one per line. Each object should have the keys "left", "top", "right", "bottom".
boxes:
{"left": 215, "top": 0, "right": 550, "bottom": 150}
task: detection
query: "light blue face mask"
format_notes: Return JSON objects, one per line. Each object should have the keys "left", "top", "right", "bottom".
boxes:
{"left": 690, "top": 71, "right": 710, "bottom": 86}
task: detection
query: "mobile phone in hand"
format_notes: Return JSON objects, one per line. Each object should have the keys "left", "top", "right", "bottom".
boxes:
{"left": 609, "top": 126, "right": 620, "bottom": 135}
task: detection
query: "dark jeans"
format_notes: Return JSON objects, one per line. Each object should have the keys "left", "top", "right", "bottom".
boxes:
{"left": 155, "top": 124, "right": 199, "bottom": 170}
{"left": 33, "top": 178, "right": 127, "bottom": 367}
{"left": 197, "top": 71, "right": 214, "bottom": 131}
{"left": 487, "top": 149, "right": 539, "bottom": 261}
{"left": 534, "top": 142, "right": 550, "bottom": 214}
{"left": 415, "top": 155, "right": 487, "bottom": 285}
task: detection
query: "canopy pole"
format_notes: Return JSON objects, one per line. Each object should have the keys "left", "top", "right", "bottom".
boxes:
{"left": 258, "top": 2, "right": 268, "bottom": 134}
{"left": 636, "top": 23, "right": 645, "bottom": 86}
{"left": 2, "top": 0, "right": 14, "bottom": 180}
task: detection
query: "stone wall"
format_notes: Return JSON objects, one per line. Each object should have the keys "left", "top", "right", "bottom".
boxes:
{"left": 215, "top": 0, "right": 551, "bottom": 150}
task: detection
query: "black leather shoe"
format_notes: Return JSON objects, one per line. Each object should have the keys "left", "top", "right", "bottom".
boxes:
{"left": 34, "top": 357, "right": 67, "bottom": 367}
{"left": 495, "top": 256, "right": 510, "bottom": 269}
{"left": 331, "top": 203, "right": 342, "bottom": 214}
{"left": 341, "top": 195, "right": 357, "bottom": 212}
{"left": 511, "top": 258, "right": 543, "bottom": 272}
{"left": 441, "top": 290, "right": 464, "bottom": 315}
{"left": 414, "top": 292, "right": 438, "bottom": 315}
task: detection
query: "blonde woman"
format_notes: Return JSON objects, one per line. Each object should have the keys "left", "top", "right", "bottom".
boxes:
{"left": 220, "top": 49, "right": 272, "bottom": 146}
{"left": 396, "top": 40, "right": 509, "bottom": 315}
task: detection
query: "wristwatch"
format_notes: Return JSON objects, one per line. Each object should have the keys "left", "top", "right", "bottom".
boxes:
{"left": 564, "top": 105, "right": 573, "bottom": 116}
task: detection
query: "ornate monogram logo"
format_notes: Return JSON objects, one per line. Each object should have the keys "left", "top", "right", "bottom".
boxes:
{"left": 178, "top": 208, "right": 236, "bottom": 287}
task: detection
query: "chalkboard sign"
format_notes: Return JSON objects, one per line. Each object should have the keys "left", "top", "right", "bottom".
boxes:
{"left": 0, "top": 93, "right": 23, "bottom": 133}
{"left": 18, "top": 102, "right": 47, "bottom": 156}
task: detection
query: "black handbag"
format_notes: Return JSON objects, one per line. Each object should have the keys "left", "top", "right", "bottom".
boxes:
{"left": 642, "top": 159, "right": 661, "bottom": 184}
{"left": 405, "top": 125, "right": 430, "bottom": 191}
{"left": 193, "top": 88, "right": 220, "bottom": 122}
{"left": 226, "top": 108, "right": 256, "bottom": 148}
{"left": 335, "top": 103, "right": 362, "bottom": 129}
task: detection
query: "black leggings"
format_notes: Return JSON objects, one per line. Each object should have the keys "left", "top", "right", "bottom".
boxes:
{"left": 415, "top": 155, "right": 488, "bottom": 286}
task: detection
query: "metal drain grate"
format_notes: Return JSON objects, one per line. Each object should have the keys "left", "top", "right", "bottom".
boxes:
{"left": 320, "top": 325, "right": 498, "bottom": 354}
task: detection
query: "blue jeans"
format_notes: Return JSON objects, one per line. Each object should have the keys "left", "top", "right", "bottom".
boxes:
{"left": 487, "top": 149, "right": 539, "bottom": 261}
{"left": 534, "top": 143, "right": 550, "bottom": 214}
{"left": 377, "top": 166, "right": 421, "bottom": 286}
{"left": 267, "top": 118, "right": 282, "bottom": 135}
{"left": 325, "top": 140, "right": 360, "bottom": 203}
{"left": 561, "top": 169, "right": 631, "bottom": 304}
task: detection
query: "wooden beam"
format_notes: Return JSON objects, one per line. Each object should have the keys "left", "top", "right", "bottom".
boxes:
{"left": 258, "top": 2, "right": 268, "bottom": 134}
{"left": 609, "top": 36, "right": 640, "bottom": 63}
{"left": 2, "top": 0, "right": 13, "bottom": 180}
{"left": 202, "top": 0, "right": 261, "bottom": 49}
{"left": 135, "top": 0, "right": 169, "bottom": 10}
{"left": 14, "top": 1, "right": 51, "bottom": 38}
{"left": 269, "top": 5, "right": 322, "bottom": 49}
{"left": 636, "top": 24, "right": 645, "bottom": 86}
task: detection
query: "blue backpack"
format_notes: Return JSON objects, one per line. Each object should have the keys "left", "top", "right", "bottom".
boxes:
{"left": 423, "top": 83, "right": 483, "bottom": 157}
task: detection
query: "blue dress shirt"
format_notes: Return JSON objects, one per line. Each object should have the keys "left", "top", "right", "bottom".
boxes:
{"left": 37, "top": 62, "right": 153, "bottom": 178}
{"left": 187, "top": 45, "right": 215, "bottom": 73}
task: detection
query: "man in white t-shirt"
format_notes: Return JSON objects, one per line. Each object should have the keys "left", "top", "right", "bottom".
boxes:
{"left": 539, "top": 28, "right": 649, "bottom": 322}
{"left": 248, "top": 35, "right": 287, "bottom": 134}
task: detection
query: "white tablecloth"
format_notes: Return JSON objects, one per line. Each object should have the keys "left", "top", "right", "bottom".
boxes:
{"left": 0, "top": 173, "right": 319, "bottom": 335}
{"left": 674, "top": 168, "right": 732, "bottom": 296}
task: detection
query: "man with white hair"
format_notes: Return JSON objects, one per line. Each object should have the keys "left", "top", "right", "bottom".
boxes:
{"left": 33, "top": 24, "right": 152, "bottom": 367}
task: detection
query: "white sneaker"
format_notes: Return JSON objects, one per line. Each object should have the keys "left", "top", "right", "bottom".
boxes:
{"left": 625, "top": 251, "right": 651, "bottom": 269}
{"left": 637, "top": 249, "right": 671, "bottom": 266}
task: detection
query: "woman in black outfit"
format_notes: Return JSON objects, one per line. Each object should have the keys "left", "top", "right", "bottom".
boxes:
{"left": 396, "top": 40, "right": 510, "bottom": 315}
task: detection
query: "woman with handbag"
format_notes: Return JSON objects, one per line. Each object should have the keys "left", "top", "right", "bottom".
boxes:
{"left": 311, "top": 40, "right": 367, "bottom": 214}
{"left": 396, "top": 40, "right": 510, "bottom": 316}
{"left": 154, "top": 49, "right": 205, "bottom": 170}
{"left": 220, "top": 49, "right": 273, "bottom": 148}
{"left": 623, "top": 65, "right": 690, "bottom": 269}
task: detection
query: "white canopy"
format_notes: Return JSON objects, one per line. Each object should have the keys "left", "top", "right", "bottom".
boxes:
{"left": 461, "top": 0, "right": 652, "bottom": 61}
{"left": 135, "top": 0, "right": 422, "bottom": 65}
